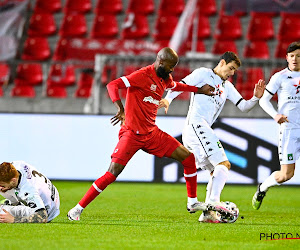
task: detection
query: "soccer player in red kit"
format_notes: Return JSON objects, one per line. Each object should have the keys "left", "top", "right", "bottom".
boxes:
{"left": 68, "top": 47, "right": 231, "bottom": 221}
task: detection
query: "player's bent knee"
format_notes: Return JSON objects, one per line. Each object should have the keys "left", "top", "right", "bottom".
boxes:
{"left": 108, "top": 162, "right": 125, "bottom": 177}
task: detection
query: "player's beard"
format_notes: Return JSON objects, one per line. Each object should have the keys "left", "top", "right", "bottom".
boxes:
{"left": 156, "top": 66, "right": 170, "bottom": 80}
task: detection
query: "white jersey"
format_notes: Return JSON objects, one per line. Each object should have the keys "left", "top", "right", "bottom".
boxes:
{"left": 181, "top": 68, "right": 243, "bottom": 126}
{"left": 266, "top": 68, "right": 300, "bottom": 129}
{"left": 0, "top": 161, "right": 60, "bottom": 222}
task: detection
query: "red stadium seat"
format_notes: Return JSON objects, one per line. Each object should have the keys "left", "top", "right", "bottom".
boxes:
{"left": 0, "top": 63, "right": 10, "bottom": 86}
{"left": 78, "top": 69, "right": 94, "bottom": 88}
{"left": 275, "top": 41, "right": 291, "bottom": 59}
{"left": 47, "top": 64, "right": 75, "bottom": 87}
{"left": 121, "top": 13, "right": 150, "bottom": 39}
{"left": 21, "top": 37, "right": 51, "bottom": 61}
{"left": 53, "top": 38, "right": 70, "bottom": 61}
{"left": 11, "top": 86, "right": 36, "bottom": 98}
{"left": 198, "top": 0, "right": 217, "bottom": 16}
{"left": 247, "top": 12, "right": 274, "bottom": 41}
{"left": 188, "top": 15, "right": 211, "bottom": 40}
{"left": 153, "top": 15, "right": 179, "bottom": 41}
{"left": 91, "top": 15, "right": 118, "bottom": 38}
{"left": 34, "top": 0, "right": 62, "bottom": 13}
{"left": 74, "top": 87, "right": 91, "bottom": 98}
{"left": 158, "top": 0, "right": 185, "bottom": 16}
{"left": 15, "top": 63, "right": 43, "bottom": 86}
{"left": 127, "top": 0, "right": 155, "bottom": 15}
{"left": 243, "top": 41, "right": 270, "bottom": 59}
{"left": 28, "top": 12, "right": 56, "bottom": 36}
{"left": 278, "top": 13, "right": 300, "bottom": 41}
{"left": 183, "top": 40, "right": 206, "bottom": 54}
{"left": 46, "top": 86, "right": 67, "bottom": 98}
{"left": 212, "top": 40, "right": 238, "bottom": 55}
{"left": 101, "top": 65, "right": 117, "bottom": 85}
{"left": 244, "top": 67, "right": 264, "bottom": 84}
{"left": 64, "top": 0, "right": 92, "bottom": 13}
{"left": 95, "top": 0, "right": 122, "bottom": 14}
{"left": 215, "top": 15, "right": 242, "bottom": 40}
{"left": 59, "top": 13, "right": 87, "bottom": 38}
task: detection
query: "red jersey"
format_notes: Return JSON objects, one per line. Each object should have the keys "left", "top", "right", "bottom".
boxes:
{"left": 120, "top": 64, "right": 174, "bottom": 134}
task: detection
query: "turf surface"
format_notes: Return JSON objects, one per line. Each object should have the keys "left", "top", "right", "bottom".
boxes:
{"left": 1, "top": 182, "right": 299, "bottom": 249}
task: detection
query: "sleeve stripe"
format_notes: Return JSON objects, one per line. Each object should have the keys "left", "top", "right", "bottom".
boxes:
{"left": 181, "top": 80, "right": 187, "bottom": 85}
{"left": 265, "top": 89, "right": 275, "bottom": 95}
{"left": 120, "top": 76, "right": 131, "bottom": 87}
{"left": 235, "top": 98, "right": 243, "bottom": 106}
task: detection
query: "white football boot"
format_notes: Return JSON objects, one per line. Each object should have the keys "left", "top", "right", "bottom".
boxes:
{"left": 198, "top": 210, "right": 221, "bottom": 223}
{"left": 187, "top": 201, "right": 208, "bottom": 213}
{"left": 67, "top": 207, "right": 82, "bottom": 221}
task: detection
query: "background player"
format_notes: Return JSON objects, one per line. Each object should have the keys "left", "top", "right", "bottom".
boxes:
{"left": 0, "top": 161, "right": 60, "bottom": 223}
{"left": 67, "top": 47, "right": 232, "bottom": 221}
{"left": 160, "top": 51, "right": 265, "bottom": 223}
{"left": 252, "top": 41, "right": 300, "bottom": 210}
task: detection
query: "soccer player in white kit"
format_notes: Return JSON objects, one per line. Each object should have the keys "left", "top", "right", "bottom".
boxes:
{"left": 160, "top": 51, "right": 265, "bottom": 222}
{"left": 0, "top": 161, "right": 60, "bottom": 223}
{"left": 252, "top": 42, "right": 300, "bottom": 210}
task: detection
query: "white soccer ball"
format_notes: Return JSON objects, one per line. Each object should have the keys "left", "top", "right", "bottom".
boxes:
{"left": 220, "top": 201, "right": 239, "bottom": 223}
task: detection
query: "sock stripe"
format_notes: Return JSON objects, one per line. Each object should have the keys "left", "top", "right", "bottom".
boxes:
{"left": 92, "top": 183, "right": 103, "bottom": 193}
{"left": 184, "top": 172, "right": 197, "bottom": 177}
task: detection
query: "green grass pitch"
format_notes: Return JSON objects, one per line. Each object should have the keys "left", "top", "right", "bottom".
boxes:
{"left": 1, "top": 182, "right": 299, "bottom": 249}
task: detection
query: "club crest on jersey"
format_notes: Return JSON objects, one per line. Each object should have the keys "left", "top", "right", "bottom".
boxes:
{"left": 143, "top": 96, "right": 159, "bottom": 105}
{"left": 293, "top": 82, "right": 300, "bottom": 94}
{"left": 288, "top": 153, "right": 293, "bottom": 160}
{"left": 150, "top": 84, "right": 157, "bottom": 92}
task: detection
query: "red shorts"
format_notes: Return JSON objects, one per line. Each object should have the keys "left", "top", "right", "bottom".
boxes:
{"left": 111, "top": 126, "right": 181, "bottom": 166}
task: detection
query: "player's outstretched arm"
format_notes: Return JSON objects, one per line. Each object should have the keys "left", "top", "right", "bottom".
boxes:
{"left": 0, "top": 208, "right": 48, "bottom": 223}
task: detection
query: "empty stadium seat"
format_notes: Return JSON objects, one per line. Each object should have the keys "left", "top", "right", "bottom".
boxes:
{"left": 158, "top": 0, "right": 185, "bottom": 16}
{"left": 244, "top": 67, "right": 264, "bottom": 84}
{"left": 15, "top": 63, "right": 43, "bottom": 86}
{"left": 198, "top": 0, "right": 217, "bottom": 16}
{"left": 95, "top": 0, "right": 122, "bottom": 14}
{"left": 215, "top": 15, "right": 242, "bottom": 40}
{"left": 78, "top": 69, "right": 94, "bottom": 88}
{"left": 243, "top": 41, "right": 270, "bottom": 59}
{"left": 34, "top": 0, "right": 62, "bottom": 13}
{"left": 21, "top": 37, "right": 51, "bottom": 61}
{"left": 74, "top": 87, "right": 91, "bottom": 98}
{"left": 121, "top": 13, "right": 150, "bottom": 39}
{"left": 153, "top": 15, "right": 179, "bottom": 41}
{"left": 46, "top": 86, "right": 67, "bottom": 98}
{"left": 53, "top": 38, "right": 70, "bottom": 61}
{"left": 28, "top": 12, "right": 56, "bottom": 37}
{"left": 275, "top": 41, "right": 291, "bottom": 59}
{"left": 11, "top": 86, "right": 36, "bottom": 98}
{"left": 64, "top": 0, "right": 92, "bottom": 13}
{"left": 212, "top": 40, "right": 238, "bottom": 55}
{"left": 47, "top": 64, "right": 75, "bottom": 87}
{"left": 59, "top": 13, "right": 87, "bottom": 38}
{"left": 188, "top": 15, "right": 211, "bottom": 40}
{"left": 101, "top": 65, "right": 117, "bottom": 85}
{"left": 91, "top": 14, "right": 118, "bottom": 38}
{"left": 247, "top": 12, "right": 274, "bottom": 41}
{"left": 127, "top": 0, "right": 155, "bottom": 15}
{"left": 184, "top": 40, "right": 206, "bottom": 54}
{"left": 278, "top": 13, "right": 300, "bottom": 41}
{"left": 0, "top": 63, "right": 10, "bottom": 86}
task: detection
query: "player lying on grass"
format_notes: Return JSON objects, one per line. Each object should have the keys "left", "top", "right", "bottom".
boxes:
{"left": 0, "top": 161, "right": 60, "bottom": 223}
{"left": 252, "top": 41, "right": 300, "bottom": 210}
{"left": 68, "top": 47, "right": 234, "bottom": 221}
{"left": 159, "top": 51, "right": 265, "bottom": 223}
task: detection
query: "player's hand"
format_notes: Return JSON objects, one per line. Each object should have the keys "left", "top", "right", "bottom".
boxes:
{"left": 274, "top": 114, "right": 289, "bottom": 124}
{"left": 111, "top": 109, "right": 125, "bottom": 126}
{"left": 0, "top": 209, "right": 14, "bottom": 223}
{"left": 197, "top": 84, "right": 215, "bottom": 96}
{"left": 158, "top": 99, "right": 170, "bottom": 114}
{"left": 253, "top": 79, "right": 265, "bottom": 98}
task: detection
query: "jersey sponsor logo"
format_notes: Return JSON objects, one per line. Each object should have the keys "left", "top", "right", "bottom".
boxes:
{"left": 215, "top": 84, "right": 223, "bottom": 97}
{"left": 150, "top": 84, "right": 157, "bottom": 92}
{"left": 288, "top": 153, "right": 293, "bottom": 160}
{"left": 143, "top": 96, "right": 159, "bottom": 105}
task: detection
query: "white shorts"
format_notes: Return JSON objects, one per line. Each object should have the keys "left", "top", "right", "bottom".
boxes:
{"left": 182, "top": 120, "right": 228, "bottom": 172}
{"left": 278, "top": 127, "right": 300, "bottom": 165}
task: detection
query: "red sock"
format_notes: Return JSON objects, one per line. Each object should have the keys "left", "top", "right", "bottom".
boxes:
{"left": 79, "top": 171, "right": 116, "bottom": 208}
{"left": 181, "top": 153, "right": 197, "bottom": 198}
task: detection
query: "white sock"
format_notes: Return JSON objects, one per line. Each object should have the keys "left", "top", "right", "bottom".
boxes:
{"left": 188, "top": 197, "right": 198, "bottom": 205}
{"left": 75, "top": 203, "right": 84, "bottom": 211}
{"left": 205, "top": 175, "right": 213, "bottom": 203}
{"left": 260, "top": 172, "right": 280, "bottom": 192}
{"left": 209, "top": 164, "right": 229, "bottom": 203}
